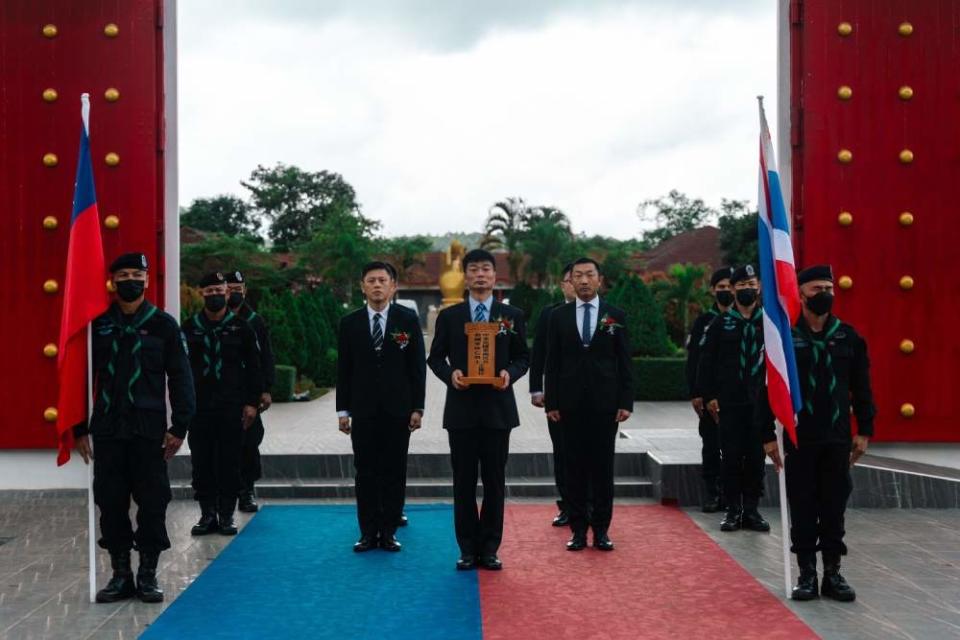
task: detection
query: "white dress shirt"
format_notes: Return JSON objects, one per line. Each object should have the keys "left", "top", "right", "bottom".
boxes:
{"left": 576, "top": 295, "right": 600, "bottom": 344}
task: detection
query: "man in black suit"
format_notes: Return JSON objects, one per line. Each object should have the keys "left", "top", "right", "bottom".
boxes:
{"left": 427, "top": 249, "right": 529, "bottom": 571}
{"left": 545, "top": 257, "right": 633, "bottom": 552}
{"left": 530, "top": 262, "right": 577, "bottom": 527}
{"left": 337, "top": 261, "right": 426, "bottom": 553}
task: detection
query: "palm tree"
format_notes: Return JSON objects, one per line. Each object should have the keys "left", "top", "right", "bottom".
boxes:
{"left": 481, "top": 197, "right": 529, "bottom": 281}
{"left": 660, "top": 263, "right": 709, "bottom": 336}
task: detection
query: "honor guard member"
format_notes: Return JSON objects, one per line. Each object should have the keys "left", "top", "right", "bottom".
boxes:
{"left": 74, "top": 252, "right": 195, "bottom": 604}
{"left": 529, "top": 262, "right": 577, "bottom": 527}
{"left": 760, "top": 265, "right": 875, "bottom": 602}
{"left": 686, "top": 267, "right": 734, "bottom": 513}
{"left": 186, "top": 272, "right": 263, "bottom": 537}
{"left": 697, "top": 264, "right": 770, "bottom": 533}
{"left": 225, "top": 270, "right": 276, "bottom": 513}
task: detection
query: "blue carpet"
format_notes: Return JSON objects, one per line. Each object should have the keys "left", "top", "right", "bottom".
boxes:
{"left": 141, "top": 504, "right": 482, "bottom": 640}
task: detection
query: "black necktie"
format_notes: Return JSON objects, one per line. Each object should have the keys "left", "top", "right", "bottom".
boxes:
{"left": 372, "top": 313, "right": 383, "bottom": 351}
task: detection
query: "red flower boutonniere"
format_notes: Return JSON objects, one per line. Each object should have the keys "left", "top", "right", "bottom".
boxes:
{"left": 494, "top": 316, "right": 517, "bottom": 336}
{"left": 599, "top": 313, "right": 623, "bottom": 336}
{"left": 391, "top": 330, "right": 410, "bottom": 350}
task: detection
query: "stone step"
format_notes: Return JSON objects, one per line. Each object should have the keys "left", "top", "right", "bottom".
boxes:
{"left": 170, "top": 475, "right": 653, "bottom": 499}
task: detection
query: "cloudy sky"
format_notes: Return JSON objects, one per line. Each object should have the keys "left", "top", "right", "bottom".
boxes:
{"left": 178, "top": 1, "right": 778, "bottom": 239}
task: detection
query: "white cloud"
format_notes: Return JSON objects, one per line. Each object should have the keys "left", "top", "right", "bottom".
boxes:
{"left": 177, "top": 2, "right": 778, "bottom": 239}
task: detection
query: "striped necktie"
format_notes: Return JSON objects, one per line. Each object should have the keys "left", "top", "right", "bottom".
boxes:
{"left": 474, "top": 303, "right": 486, "bottom": 323}
{"left": 372, "top": 313, "right": 383, "bottom": 351}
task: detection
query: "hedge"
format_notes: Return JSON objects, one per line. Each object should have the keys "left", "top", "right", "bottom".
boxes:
{"left": 272, "top": 365, "right": 297, "bottom": 403}
{"left": 633, "top": 357, "right": 688, "bottom": 401}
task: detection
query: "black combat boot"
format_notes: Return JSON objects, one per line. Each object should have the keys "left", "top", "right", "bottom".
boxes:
{"left": 720, "top": 506, "right": 742, "bottom": 532}
{"left": 791, "top": 552, "right": 819, "bottom": 601}
{"left": 218, "top": 496, "right": 238, "bottom": 535}
{"left": 191, "top": 502, "right": 219, "bottom": 536}
{"left": 237, "top": 490, "right": 259, "bottom": 513}
{"left": 741, "top": 508, "right": 771, "bottom": 532}
{"left": 821, "top": 553, "right": 856, "bottom": 602}
{"left": 136, "top": 552, "right": 164, "bottom": 603}
{"left": 95, "top": 550, "right": 136, "bottom": 603}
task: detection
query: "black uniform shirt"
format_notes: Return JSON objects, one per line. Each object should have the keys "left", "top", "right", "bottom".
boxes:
{"left": 185, "top": 310, "right": 263, "bottom": 413}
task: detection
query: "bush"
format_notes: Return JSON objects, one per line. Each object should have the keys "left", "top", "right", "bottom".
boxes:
{"left": 272, "top": 364, "right": 297, "bottom": 402}
{"left": 633, "top": 357, "right": 688, "bottom": 400}
{"left": 606, "top": 275, "right": 672, "bottom": 357}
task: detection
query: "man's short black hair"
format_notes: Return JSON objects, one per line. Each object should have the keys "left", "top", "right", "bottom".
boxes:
{"left": 561, "top": 262, "right": 574, "bottom": 279}
{"left": 361, "top": 261, "right": 397, "bottom": 281}
{"left": 572, "top": 256, "right": 602, "bottom": 274}
{"left": 463, "top": 249, "right": 496, "bottom": 270}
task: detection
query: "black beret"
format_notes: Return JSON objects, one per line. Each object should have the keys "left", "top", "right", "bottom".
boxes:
{"left": 109, "top": 252, "right": 148, "bottom": 273}
{"left": 224, "top": 270, "right": 245, "bottom": 284}
{"left": 198, "top": 272, "right": 226, "bottom": 288}
{"left": 730, "top": 264, "right": 759, "bottom": 286}
{"left": 797, "top": 264, "right": 834, "bottom": 286}
{"left": 710, "top": 267, "right": 734, "bottom": 287}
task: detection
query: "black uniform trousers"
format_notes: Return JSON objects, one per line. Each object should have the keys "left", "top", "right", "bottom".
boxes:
{"left": 718, "top": 403, "right": 765, "bottom": 510}
{"left": 698, "top": 413, "right": 722, "bottom": 499}
{"left": 448, "top": 428, "right": 511, "bottom": 557}
{"left": 239, "top": 413, "right": 265, "bottom": 494}
{"left": 785, "top": 442, "right": 852, "bottom": 556}
{"left": 189, "top": 410, "right": 243, "bottom": 514}
{"left": 562, "top": 411, "right": 618, "bottom": 533}
{"left": 547, "top": 417, "right": 568, "bottom": 511}
{"left": 93, "top": 436, "right": 172, "bottom": 554}
{"left": 350, "top": 415, "right": 411, "bottom": 538}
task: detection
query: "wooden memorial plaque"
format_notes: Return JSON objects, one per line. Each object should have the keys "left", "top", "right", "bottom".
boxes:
{"left": 462, "top": 322, "right": 502, "bottom": 387}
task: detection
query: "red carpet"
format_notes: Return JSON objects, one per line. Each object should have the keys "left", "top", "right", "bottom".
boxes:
{"left": 479, "top": 504, "right": 818, "bottom": 640}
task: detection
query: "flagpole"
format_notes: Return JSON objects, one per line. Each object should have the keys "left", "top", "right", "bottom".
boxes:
{"left": 775, "top": 420, "right": 791, "bottom": 598}
{"left": 87, "top": 323, "right": 96, "bottom": 603}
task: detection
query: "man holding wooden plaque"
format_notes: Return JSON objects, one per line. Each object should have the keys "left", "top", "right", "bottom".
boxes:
{"left": 427, "top": 249, "right": 529, "bottom": 572}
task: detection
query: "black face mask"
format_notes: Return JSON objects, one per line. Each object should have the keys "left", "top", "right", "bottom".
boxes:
{"left": 228, "top": 292, "right": 244, "bottom": 308}
{"left": 805, "top": 291, "right": 834, "bottom": 316}
{"left": 204, "top": 294, "right": 227, "bottom": 313}
{"left": 116, "top": 279, "right": 145, "bottom": 303}
{"left": 715, "top": 290, "right": 734, "bottom": 307}
{"left": 736, "top": 288, "right": 759, "bottom": 307}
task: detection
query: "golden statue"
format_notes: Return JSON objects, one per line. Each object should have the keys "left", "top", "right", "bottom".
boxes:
{"left": 439, "top": 240, "right": 466, "bottom": 307}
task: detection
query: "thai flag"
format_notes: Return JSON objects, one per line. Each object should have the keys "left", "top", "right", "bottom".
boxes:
{"left": 756, "top": 98, "right": 802, "bottom": 446}
{"left": 55, "top": 94, "right": 108, "bottom": 465}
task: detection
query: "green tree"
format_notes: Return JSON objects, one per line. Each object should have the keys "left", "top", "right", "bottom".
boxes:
{"left": 298, "top": 209, "right": 375, "bottom": 303}
{"left": 242, "top": 163, "right": 376, "bottom": 251}
{"left": 606, "top": 275, "right": 672, "bottom": 357}
{"left": 718, "top": 199, "right": 759, "bottom": 267}
{"left": 257, "top": 290, "right": 296, "bottom": 369}
{"left": 520, "top": 218, "right": 573, "bottom": 286}
{"left": 637, "top": 189, "right": 715, "bottom": 249}
{"left": 180, "top": 194, "right": 261, "bottom": 242}
{"left": 379, "top": 235, "right": 432, "bottom": 283}
{"left": 180, "top": 235, "right": 302, "bottom": 294}
{"left": 652, "top": 263, "right": 709, "bottom": 346}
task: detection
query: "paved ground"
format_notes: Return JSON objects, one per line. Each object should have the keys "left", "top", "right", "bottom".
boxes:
{"left": 2, "top": 493, "right": 958, "bottom": 639}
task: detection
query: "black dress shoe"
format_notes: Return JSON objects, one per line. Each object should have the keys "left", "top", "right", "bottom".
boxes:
{"left": 741, "top": 509, "right": 771, "bottom": 532}
{"left": 479, "top": 555, "right": 503, "bottom": 570}
{"left": 136, "top": 552, "right": 164, "bottom": 603}
{"left": 237, "top": 492, "right": 259, "bottom": 513}
{"left": 593, "top": 530, "right": 615, "bottom": 551}
{"left": 720, "top": 508, "right": 742, "bottom": 532}
{"left": 397, "top": 513, "right": 409, "bottom": 527}
{"left": 218, "top": 514, "right": 238, "bottom": 536}
{"left": 701, "top": 496, "right": 722, "bottom": 513}
{"left": 380, "top": 535, "right": 402, "bottom": 552}
{"left": 456, "top": 554, "right": 477, "bottom": 570}
{"left": 96, "top": 551, "right": 136, "bottom": 603}
{"left": 552, "top": 511, "right": 569, "bottom": 527}
{"left": 354, "top": 536, "right": 378, "bottom": 552}
{"left": 821, "top": 557, "right": 856, "bottom": 602}
{"left": 190, "top": 510, "right": 219, "bottom": 536}
{"left": 566, "top": 532, "right": 588, "bottom": 551}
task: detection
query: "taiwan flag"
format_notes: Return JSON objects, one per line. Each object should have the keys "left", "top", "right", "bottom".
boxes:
{"left": 55, "top": 94, "right": 108, "bottom": 465}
